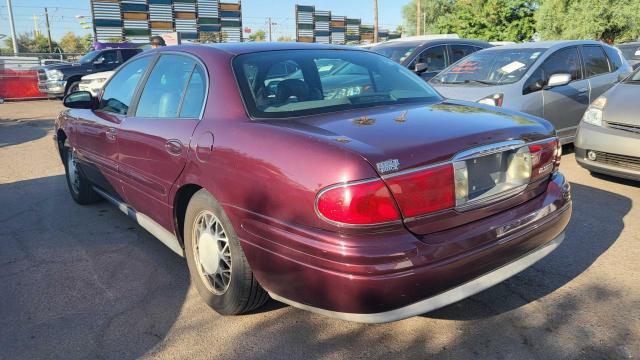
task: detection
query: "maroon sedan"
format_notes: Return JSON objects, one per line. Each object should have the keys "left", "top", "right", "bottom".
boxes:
{"left": 55, "top": 43, "right": 571, "bottom": 323}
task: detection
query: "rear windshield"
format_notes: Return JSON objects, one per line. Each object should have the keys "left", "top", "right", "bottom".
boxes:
{"left": 370, "top": 43, "right": 419, "bottom": 63}
{"left": 431, "top": 48, "right": 545, "bottom": 85}
{"left": 233, "top": 49, "right": 442, "bottom": 118}
{"left": 617, "top": 44, "right": 640, "bottom": 60}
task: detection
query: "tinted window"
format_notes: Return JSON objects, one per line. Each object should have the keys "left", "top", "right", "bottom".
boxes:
{"left": 618, "top": 44, "right": 640, "bottom": 60}
{"left": 603, "top": 45, "right": 622, "bottom": 71}
{"left": 432, "top": 48, "right": 543, "bottom": 85}
{"left": 233, "top": 50, "right": 441, "bottom": 118}
{"left": 121, "top": 49, "right": 141, "bottom": 62}
{"left": 95, "top": 50, "right": 119, "bottom": 65}
{"left": 410, "top": 46, "right": 446, "bottom": 71}
{"left": 581, "top": 46, "right": 610, "bottom": 77}
{"left": 99, "top": 56, "right": 151, "bottom": 115}
{"left": 370, "top": 43, "right": 418, "bottom": 63}
{"left": 541, "top": 47, "right": 582, "bottom": 81}
{"left": 179, "top": 65, "right": 207, "bottom": 118}
{"left": 135, "top": 55, "right": 195, "bottom": 118}
{"left": 450, "top": 45, "right": 477, "bottom": 63}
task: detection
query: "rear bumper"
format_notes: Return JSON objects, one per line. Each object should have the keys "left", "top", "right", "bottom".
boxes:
{"left": 270, "top": 232, "right": 564, "bottom": 323}
{"left": 575, "top": 123, "right": 640, "bottom": 181}
{"left": 237, "top": 173, "right": 571, "bottom": 322}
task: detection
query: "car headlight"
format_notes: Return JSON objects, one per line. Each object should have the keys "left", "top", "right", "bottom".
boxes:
{"left": 91, "top": 78, "right": 108, "bottom": 86}
{"left": 325, "top": 86, "right": 363, "bottom": 100}
{"left": 477, "top": 93, "right": 504, "bottom": 107}
{"left": 45, "top": 69, "right": 63, "bottom": 81}
{"left": 581, "top": 96, "right": 607, "bottom": 127}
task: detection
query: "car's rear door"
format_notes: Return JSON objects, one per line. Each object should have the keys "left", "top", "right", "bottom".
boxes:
{"left": 580, "top": 45, "right": 617, "bottom": 101}
{"left": 539, "top": 46, "right": 590, "bottom": 140}
{"left": 73, "top": 55, "right": 153, "bottom": 196}
{"left": 117, "top": 53, "right": 207, "bottom": 229}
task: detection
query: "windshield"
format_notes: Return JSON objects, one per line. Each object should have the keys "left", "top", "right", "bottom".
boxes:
{"left": 370, "top": 43, "right": 419, "bottom": 63}
{"left": 233, "top": 49, "right": 442, "bottom": 118}
{"left": 78, "top": 50, "right": 100, "bottom": 64}
{"left": 431, "top": 48, "right": 544, "bottom": 85}
{"left": 625, "top": 67, "right": 640, "bottom": 82}
{"left": 618, "top": 44, "right": 640, "bottom": 60}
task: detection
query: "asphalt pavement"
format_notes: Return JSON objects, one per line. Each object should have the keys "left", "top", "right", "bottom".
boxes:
{"left": 0, "top": 100, "right": 638, "bottom": 359}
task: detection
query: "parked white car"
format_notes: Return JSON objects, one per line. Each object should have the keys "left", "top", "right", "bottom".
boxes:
{"left": 78, "top": 71, "right": 114, "bottom": 96}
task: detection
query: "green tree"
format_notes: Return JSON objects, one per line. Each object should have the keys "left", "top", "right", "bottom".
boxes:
{"left": 402, "top": 0, "right": 454, "bottom": 36}
{"left": 59, "top": 32, "right": 82, "bottom": 53}
{"left": 2, "top": 32, "right": 58, "bottom": 53}
{"left": 80, "top": 34, "right": 94, "bottom": 52}
{"left": 248, "top": 30, "right": 266, "bottom": 42}
{"left": 435, "top": 0, "right": 537, "bottom": 42}
{"left": 537, "top": 0, "right": 640, "bottom": 43}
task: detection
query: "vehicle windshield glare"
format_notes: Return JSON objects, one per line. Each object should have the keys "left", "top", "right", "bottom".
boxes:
{"left": 233, "top": 49, "right": 442, "bottom": 118}
{"left": 431, "top": 48, "right": 545, "bottom": 85}
{"left": 618, "top": 45, "right": 640, "bottom": 60}
{"left": 370, "top": 43, "right": 419, "bottom": 63}
{"left": 78, "top": 50, "right": 100, "bottom": 64}
{"left": 625, "top": 67, "right": 640, "bottom": 82}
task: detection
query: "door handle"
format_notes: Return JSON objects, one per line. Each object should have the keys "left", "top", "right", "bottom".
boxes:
{"left": 165, "top": 139, "right": 183, "bottom": 156}
{"left": 106, "top": 127, "right": 117, "bottom": 141}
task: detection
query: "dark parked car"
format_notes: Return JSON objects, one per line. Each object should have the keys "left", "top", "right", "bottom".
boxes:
{"left": 55, "top": 43, "right": 571, "bottom": 323}
{"left": 38, "top": 47, "right": 142, "bottom": 97}
{"left": 431, "top": 41, "right": 632, "bottom": 144}
{"left": 616, "top": 42, "right": 640, "bottom": 70}
{"left": 370, "top": 37, "right": 492, "bottom": 81}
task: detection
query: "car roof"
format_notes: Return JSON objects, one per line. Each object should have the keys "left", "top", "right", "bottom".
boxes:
{"left": 202, "top": 42, "right": 356, "bottom": 55}
{"left": 617, "top": 42, "right": 640, "bottom": 47}
{"left": 483, "top": 40, "right": 603, "bottom": 51}
{"left": 372, "top": 38, "right": 490, "bottom": 47}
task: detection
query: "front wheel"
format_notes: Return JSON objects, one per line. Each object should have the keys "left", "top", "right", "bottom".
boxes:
{"left": 65, "top": 81, "right": 80, "bottom": 96}
{"left": 63, "top": 146, "right": 100, "bottom": 205}
{"left": 184, "top": 189, "right": 268, "bottom": 315}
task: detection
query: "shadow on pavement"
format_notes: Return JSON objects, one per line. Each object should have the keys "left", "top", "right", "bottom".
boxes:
{"left": 0, "top": 175, "right": 189, "bottom": 359}
{"left": 0, "top": 118, "right": 53, "bottom": 148}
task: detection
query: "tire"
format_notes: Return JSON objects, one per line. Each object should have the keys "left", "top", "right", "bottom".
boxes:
{"left": 66, "top": 81, "right": 80, "bottom": 96}
{"left": 184, "top": 189, "right": 268, "bottom": 315}
{"left": 63, "top": 145, "right": 101, "bottom": 205}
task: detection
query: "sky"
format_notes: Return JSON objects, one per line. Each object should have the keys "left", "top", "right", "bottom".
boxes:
{"left": 0, "top": 0, "right": 410, "bottom": 42}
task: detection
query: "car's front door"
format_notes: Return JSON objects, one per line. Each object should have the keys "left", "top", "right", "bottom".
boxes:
{"left": 117, "top": 53, "right": 207, "bottom": 229}
{"left": 580, "top": 45, "right": 617, "bottom": 101}
{"left": 73, "top": 55, "right": 153, "bottom": 196}
{"left": 538, "top": 46, "right": 590, "bottom": 140}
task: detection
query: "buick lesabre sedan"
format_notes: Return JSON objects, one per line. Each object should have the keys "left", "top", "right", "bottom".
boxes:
{"left": 55, "top": 43, "right": 571, "bottom": 323}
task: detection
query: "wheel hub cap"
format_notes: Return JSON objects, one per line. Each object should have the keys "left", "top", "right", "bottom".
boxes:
{"left": 198, "top": 232, "right": 220, "bottom": 275}
{"left": 193, "top": 211, "right": 232, "bottom": 295}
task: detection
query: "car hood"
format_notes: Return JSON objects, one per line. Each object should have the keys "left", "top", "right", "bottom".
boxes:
{"left": 268, "top": 99, "right": 554, "bottom": 175}
{"left": 81, "top": 71, "right": 115, "bottom": 81}
{"left": 603, "top": 83, "right": 640, "bottom": 125}
{"left": 430, "top": 83, "right": 512, "bottom": 103}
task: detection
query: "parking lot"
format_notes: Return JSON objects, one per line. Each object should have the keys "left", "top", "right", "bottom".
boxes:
{"left": 0, "top": 100, "right": 638, "bottom": 359}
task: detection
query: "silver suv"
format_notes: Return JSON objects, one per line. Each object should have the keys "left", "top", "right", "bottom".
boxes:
{"left": 430, "top": 41, "right": 632, "bottom": 143}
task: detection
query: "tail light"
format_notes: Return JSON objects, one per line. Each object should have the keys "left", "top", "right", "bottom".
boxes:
{"left": 316, "top": 179, "right": 401, "bottom": 225}
{"left": 385, "top": 164, "right": 454, "bottom": 218}
{"left": 316, "top": 138, "right": 560, "bottom": 225}
{"left": 529, "top": 138, "right": 558, "bottom": 181}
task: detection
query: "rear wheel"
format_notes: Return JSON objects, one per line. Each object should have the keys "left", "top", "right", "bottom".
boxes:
{"left": 184, "top": 189, "right": 268, "bottom": 315}
{"left": 65, "top": 81, "right": 80, "bottom": 96}
{"left": 63, "top": 145, "right": 100, "bottom": 205}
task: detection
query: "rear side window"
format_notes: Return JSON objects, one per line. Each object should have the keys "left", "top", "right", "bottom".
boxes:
{"left": 450, "top": 45, "right": 477, "bottom": 63}
{"left": 409, "top": 45, "right": 446, "bottom": 72}
{"left": 99, "top": 56, "right": 151, "bottom": 115}
{"left": 179, "top": 65, "right": 207, "bottom": 118}
{"left": 135, "top": 54, "right": 196, "bottom": 118}
{"left": 542, "top": 47, "right": 582, "bottom": 81}
{"left": 603, "top": 46, "right": 623, "bottom": 71}
{"left": 95, "top": 50, "right": 119, "bottom": 65}
{"left": 581, "top": 46, "right": 610, "bottom": 77}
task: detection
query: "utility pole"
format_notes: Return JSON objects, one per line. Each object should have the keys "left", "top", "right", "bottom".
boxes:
{"left": 45, "top": 8, "right": 53, "bottom": 53}
{"left": 6, "top": 0, "right": 18, "bottom": 55}
{"left": 373, "top": 0, "right": 379, "bottom": 43}
{"left": 416, "top": 0, "right": 421, "bottom": 36}
{"left": 267, "top": 17, "right": 277, "bottom": 42}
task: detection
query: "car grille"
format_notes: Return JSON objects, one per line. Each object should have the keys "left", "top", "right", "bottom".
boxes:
{"left": 607, "top": 121, "right": 640, "bottom": 135}
{"left": 591, "top": 151, "right": 640, "bottom": 171}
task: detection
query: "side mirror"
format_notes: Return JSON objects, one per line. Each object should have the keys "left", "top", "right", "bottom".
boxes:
{"left": 546, "top": 73, "right": 571, "bottom": 88}
{"left": 414, "top": 63, "right": 429, "bottom": 74}
{"left": 63, "top": 91, "right": 97, "bottom": 109}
